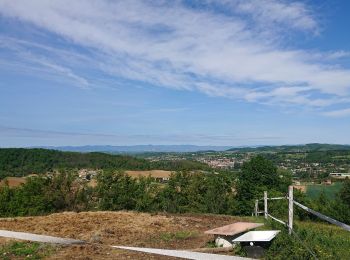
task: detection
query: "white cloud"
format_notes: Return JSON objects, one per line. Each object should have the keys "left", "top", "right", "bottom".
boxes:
{"left": 323, "top": 108, "right": 350, "bottom": 117}
{"left": 234, "top": 0, "right": 318, "bottom": 32}
{"left": 0, "top": 0, "right": 349, "bottom": 111}
{"left": 0, "top": 36, "right": 90, "bottom": 88}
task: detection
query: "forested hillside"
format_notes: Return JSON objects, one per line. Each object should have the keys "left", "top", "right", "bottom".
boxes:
{"left": 0, "top": 148, "right": 209, "bottom": 179}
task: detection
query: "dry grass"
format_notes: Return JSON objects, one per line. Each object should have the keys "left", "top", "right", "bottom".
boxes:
{"left": 0, "top": 177, "right": 27, "bottom": 188}
{"left": 293, "top": 185, "right": 306, "bottom": 193}
{"left": 125, "top": 170, "right": 172, "bottom": 179}
{"left": 0, "top": 211, "right": 248, "bottom": 259}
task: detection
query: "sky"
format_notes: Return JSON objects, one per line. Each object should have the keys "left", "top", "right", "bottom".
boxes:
{"left": 0, "top": 0, "right": 350, "bottom": 147}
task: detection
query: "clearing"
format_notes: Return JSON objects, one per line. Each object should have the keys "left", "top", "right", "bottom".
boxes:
{"left": 0, "top": 211, "right": 249, "bottom": 259}
{"left": 0, "top": 177, "right": 27, "bottom": 188}
{"left": 125, "top": 170, "right": 172, "bottom": 179}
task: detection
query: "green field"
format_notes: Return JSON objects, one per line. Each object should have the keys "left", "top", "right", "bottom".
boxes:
{"left": 306, "top": 182, "right": 343, "bottom": 199}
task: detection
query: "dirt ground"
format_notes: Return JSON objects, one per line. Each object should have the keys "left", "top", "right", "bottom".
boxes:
{"left": 0, "top": 211, "right": 247, "bottom": 259}
{"left": 293, "top": 185, "right": 306, "bottom": 192}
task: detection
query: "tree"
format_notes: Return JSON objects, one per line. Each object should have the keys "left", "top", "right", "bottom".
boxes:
{"left": 340, "top": 178, "right": 350, "bottom": 207}
{"left": 235, "top": 156, "right": 291, "bottom": 215}
{"left": 97, "top": 171, "right": 138, "bottom": 211}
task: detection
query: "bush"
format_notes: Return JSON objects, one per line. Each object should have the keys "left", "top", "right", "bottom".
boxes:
{"left": 0, "top": 171, "right": 93, "bottom": 217}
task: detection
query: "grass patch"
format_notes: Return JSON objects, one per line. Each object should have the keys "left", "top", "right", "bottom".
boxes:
{"left": 0, "top": 242, "right": 53, "bottom": 260}
{"left": 306, "top": 182, "right": 343, "bottom": 199}
{"left": 264, "top": 219, "right": 350, "bottom": 259}
{"left": 158, "top": 230, "right": 198, "bottom": 241}
{"left": 205, "top": 240, "right": 217, "bottom": 248}
{"left": 232, "top": 218, "right": 350, "bottom": 259}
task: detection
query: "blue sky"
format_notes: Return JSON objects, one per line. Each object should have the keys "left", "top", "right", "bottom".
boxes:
{"left": 0, "top": 0, "right": 350, "bottom": 147}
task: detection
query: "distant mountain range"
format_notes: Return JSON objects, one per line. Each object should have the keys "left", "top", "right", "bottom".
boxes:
{"left": 227, "top": 143, "right": 350, "bottom": 153}
{"left": 35, "top": 145, "right": 232, "bottom": 153}
{"left": 33, "top": 143, "right": 350, "bottom": 154}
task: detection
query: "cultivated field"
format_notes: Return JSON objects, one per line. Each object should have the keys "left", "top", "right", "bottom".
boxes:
{"left": 306, "top": 182, "right": 343, "bottom": 199}
{"left": 125, "top": 170, "right": 172, "bottom": 179}
{"left": 0, "top": 177, "right": 27, "bottom": 188}
{"left": 0, "top": 211, "right": 248, "bottom": 259}
{"left": 293, "top": 182, "right": 344, "bottom": 199}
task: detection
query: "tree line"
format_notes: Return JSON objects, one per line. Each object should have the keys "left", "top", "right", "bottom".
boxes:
{"left": 0, "top": 148, "right": 209, "bottom": 179}
{"left": 0, "top": 155, "right": 349, "bottom": 226}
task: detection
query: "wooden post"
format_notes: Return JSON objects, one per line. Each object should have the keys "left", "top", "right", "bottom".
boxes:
{"left": 288, "top": 185, "right": 293, "bottom": 235}
{"left": 254, "top": 200, "right": 258, "bottom": 217}
{"left": 264, "top": 191, "right": 268, "bottom": 219}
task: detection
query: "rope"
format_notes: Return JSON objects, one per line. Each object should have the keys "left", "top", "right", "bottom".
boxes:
{"left": 267, "top": 214, "right": 286, "bottom": 226}
{"left": 265, "top": 215, "right": 318, "bottom": 260}
{"left": 268, "top": 197, "right": 286, "bottom": 200}
{"left": 293, "top": 200, "right": 350, "bottom": 232}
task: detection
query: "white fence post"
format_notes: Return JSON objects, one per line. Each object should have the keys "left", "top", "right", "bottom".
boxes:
{"left": 254, "top": 200, "right": 258, "bottom": 217}
{"left": 288, "top": 185, "right": 294, "bottom": 235}
{"left": 264, "top": 191, "right": 268, "bottom": 219}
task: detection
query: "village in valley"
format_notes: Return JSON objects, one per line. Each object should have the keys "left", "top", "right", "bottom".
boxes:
{"left": 141, "top": 147, "right": 350, "bottom": 180}
{"left": 1, "top": 0, "right": 350, "bottom": 259}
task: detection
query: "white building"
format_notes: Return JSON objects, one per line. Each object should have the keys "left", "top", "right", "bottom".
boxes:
{"left": 329, "top": 173, "right": 350, "bottom": 179}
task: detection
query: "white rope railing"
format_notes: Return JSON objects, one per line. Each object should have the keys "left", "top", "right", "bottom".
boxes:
{"left": 267, "top": 214, "right": 286, "bottom": 226}
{"left": 293, "top": 200, "right": 350, "bottom": 232}
{"left": 256, "top": 185, "right": 350, "bottom": 260}
{"left": 268, "top": 197, "right": 286, "bottom": 200}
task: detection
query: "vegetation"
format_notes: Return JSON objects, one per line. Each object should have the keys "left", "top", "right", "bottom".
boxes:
{"left": 264, "top": 220, "right": 350, "bottom": 260}
{"left": 0, "top": 242, "right": 52, "bottom": 260}
{"left": 235, "top": 156, "right": 292, "bottom": 215}
{"left": 96, "top": 170, "right": 237, "bottom": 214}
{"left": 1, "top": 154, "right": 349, "bottom": 225}
{"left": 0, "top": 171, "right": 93, "bottom": 217}
{"left": 158, "top": 231, "right": 198, "bottom": 242}
{"left": 1, "top": 149, "right": 350, "bottom": 259}
{"left": 0, "top": 155, "right": 288, "bottom": 218}
{"left": 0, "top": 148, "right": 209, "bottom": 179}
{"left": 306, "top": 182, "right": 343, "bottom": 199}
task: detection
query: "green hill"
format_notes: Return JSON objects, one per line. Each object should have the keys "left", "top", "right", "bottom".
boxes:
{"left": 227, "top": 143, "right": 350, "bottom": 153}
{"left": 0, "top": 148, "right": 209, "bottom": 179}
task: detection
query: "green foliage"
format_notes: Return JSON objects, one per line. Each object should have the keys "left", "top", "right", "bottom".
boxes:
{"left": 0, "top": 172, "right": 93, "bottom": 217}
{"left": 95, "top": 170, "right": 236, "bottom": 214}
{"left": 265, "top": 220, "right": 350, "bottom": 260}
{"left": 134, "top": 177, "right": 159, "bottom": 212}
{"left": 0, "top": 242, "right": 52, "bottom": 260}
{"left": 306, "top": 182, "right": 343, "bottom": 199}
{"left": 0, "top": 148, "right": 208, "bottom": 179}
{"left": 235, "top": 156, "right": 291, "bottom": 215}
{"left": 156, "top": 171, "right": 235, "bottom": 214}
{"left": 339, "top": 178, "right": 350, "bottom": 207}
{"left": 97, "top": 171, "right": 139, "bottom": 211}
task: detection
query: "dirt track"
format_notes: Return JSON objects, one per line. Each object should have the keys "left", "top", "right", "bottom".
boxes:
{"left": 0, "top": 211, "right": 247, "bottom": 259}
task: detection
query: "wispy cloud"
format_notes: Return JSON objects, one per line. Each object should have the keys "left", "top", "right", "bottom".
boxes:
{"left": 0, "top": 125, "right": 282, "bottom": 146}
{"left": 0, "top": 36, "right": 90, "bottom": 88}
{"left": 323, "top": 108, "right": 350, "bottom": 117}
{"left": 203, "top": 0, "right": 318, "bottom": 33}
{"left": 0, "top": 0, "right": 349, "bottom": 113}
